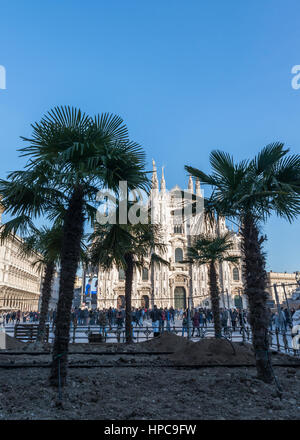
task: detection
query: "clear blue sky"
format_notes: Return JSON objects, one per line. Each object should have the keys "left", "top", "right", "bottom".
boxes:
{"left": 0, "top": 0, "right": 299, "bottom": 272}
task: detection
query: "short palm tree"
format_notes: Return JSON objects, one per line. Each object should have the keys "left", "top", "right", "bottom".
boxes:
{"left": 186, "top": 144, "right": 300, "bottom": 382}
{"left": 89, "top": 210, "right": 165, "bottom": 343}
{"left": 0, "top": 204, "right": 88, "bottom": 345}
{"left": 1, "top": 106, "right": 149, "bottom": 386}
{"left": 18, "top": 225, "right": 63, "bottom": 343}
{"left": 19, "top": 225, "right": 88, "bottom": 344}
{"left": 185, "top": 232, "right": 239, "bottom": 338}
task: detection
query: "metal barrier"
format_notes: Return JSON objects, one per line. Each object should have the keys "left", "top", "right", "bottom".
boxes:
{"left": 4, "top": 322, "right": 300, "bottom": 358}
{"left": 13, "top": 324, "right": 49, "bottom": 343}
{"left": 65, "top": 323, "right": 300, "bottom": 357}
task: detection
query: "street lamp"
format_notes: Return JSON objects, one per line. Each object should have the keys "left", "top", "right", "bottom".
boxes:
{"left": 221, "top": 291, "right": 226, "bottom": 308}
{"left": 226, "top": 288, "right": 230, "bottom": 309}
{"left": 238, "top": 288, "right": 243, "bottom": 309}
{"left": 282, "top": 283, "right": 292, "bottom": 326}
{"left": 273, "top": 283, "right": 281, "bottom": 316}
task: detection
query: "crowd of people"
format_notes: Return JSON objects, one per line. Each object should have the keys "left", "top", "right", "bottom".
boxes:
{"left": 65, "top": 305, "right": 251, "bottom": 338}
{"left": 269, "top": 306, "right": 300, "bottom": 332}
{"left": 0, "top": 310, "right": 39, "bottom": 326}
{"left": 1, "top": 304, "right": 300, "bottom": 340}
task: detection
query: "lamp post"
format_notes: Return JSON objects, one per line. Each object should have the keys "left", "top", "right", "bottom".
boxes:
{"left": 282, "top": 283, "right": 292, "bottom": 326}
{"left": 238, "top": 288, "right": 243, "bottom": 309}
{"left": 222, "top": 290, "right": 226, "bottom": 308}
{"left": 226, "top": 288, "right": 230, "bottom": 309}
{"left": 81, "top": 265, "right": 86, "bottom": 307}
{"left": 273, "top": 283, "right": 281, "bottom": 316}
{"left": 187, "top": 296, "right": 192, "bottom": 340}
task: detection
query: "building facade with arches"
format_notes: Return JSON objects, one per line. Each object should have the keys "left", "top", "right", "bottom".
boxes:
{"left": 97, "top": 161, "right": 246, "bottom": 310}
{"left": 0, "top": 207, "right": 42, "bottom": 311}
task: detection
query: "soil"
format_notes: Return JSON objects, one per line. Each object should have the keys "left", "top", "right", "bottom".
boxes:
{"left": 0, "top": 333, "right": 299, "bottom": 420}
{"left": 138, "top": 332, "right": 190, "bottom": 352}
{"left": 4, "top": 334, "right": 27, "bottom": 350}
{"left": 171, "top": 338, "right": 260, "bottom": 365}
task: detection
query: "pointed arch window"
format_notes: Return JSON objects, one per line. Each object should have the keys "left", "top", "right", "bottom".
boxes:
{"left": 233, "top": 267, "right": 240, "bottom": 281}
{"left": 175, "top": 248, "right": 183, "bottom": 263}
{"left": 142, "top": 268, "right": 149, "bottom": 281}
{"left": 174, "top": 225, "right": 183, "bottom": 234}
{"left": 119, "top": 268, "right": 125, "bottom": 281}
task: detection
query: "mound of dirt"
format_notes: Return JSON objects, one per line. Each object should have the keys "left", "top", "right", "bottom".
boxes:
{"left": 170, "top": 338, "right": 256, "bottom": 365}
{"left": 138, "top": 332, "right": 192, "bottom": 352}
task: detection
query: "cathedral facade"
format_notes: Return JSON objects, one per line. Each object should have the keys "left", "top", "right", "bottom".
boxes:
{"left": 97, "top": 162, "right": 246, "bottom": 310}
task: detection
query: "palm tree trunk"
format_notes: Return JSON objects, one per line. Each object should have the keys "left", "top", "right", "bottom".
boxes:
{"left": 241, "top": 212, "right": 273, "bottom": 383}
{"left": 209, "top": 261, "right": 222, "bottom": 338}
{"left": 50, "top": 186, "right": 85, "bottom": 387}
{"left": 36, "top": 261, "right": 55, "bottom": 344}
{"left": 124, "top": 253, "right": 134, "bottom": 344}
{"left": 150, "top": 259, "right": 155, "bottom": 309}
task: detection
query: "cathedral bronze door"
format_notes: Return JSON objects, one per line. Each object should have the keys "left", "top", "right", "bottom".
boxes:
{"left": 234, "top": 295, "right": 242, "bottom": 308}
{"left": 174, "top": 287, "right": 186, "bottom": 309}
{"left": 117, "top": 295, "right": 125, "bottom": 308}
{"left": 141, "top": 295, "right": 149, "bottom": 308}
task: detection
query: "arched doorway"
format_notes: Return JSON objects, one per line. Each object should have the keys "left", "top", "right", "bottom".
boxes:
{"left": 117, "top": 295, "right": 125, "bottom": 308}
{"left": 141, "top": 295, "right": 149, "bottom": 308}
{"left": 174, "top": 287, "right": 186, "bottom": 309}
{"left": 234, "top": 295, "right": 243, "bottom": 308}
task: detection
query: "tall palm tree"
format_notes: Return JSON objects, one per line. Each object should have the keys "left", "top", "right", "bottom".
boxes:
{"left": 186, "top": 144, "right": 300, "bottom": 382}
{"left": 184, "top": 232, "right": 239, "bottom": 338}
{"left": 89, "top": 214, "right": 165, "bottom": 343}
{"left": 1, "top": 106, "right": 149, "bottom": 386}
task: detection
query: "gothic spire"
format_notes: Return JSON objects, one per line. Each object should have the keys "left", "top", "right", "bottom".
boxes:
{"left": 195, "top": 178, "right": 201, "bottom": 196}
{"left": 160, "top": 166, "right": 166, "bottom": 190}
{"left": 151, "top": 159, "right": 159, "bottom": 189}
{"left": 188, "top": 175, "right": 193, "bottom": 192}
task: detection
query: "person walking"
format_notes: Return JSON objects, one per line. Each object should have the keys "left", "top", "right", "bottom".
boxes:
{"left": 165, "top": 307, "right": 171, "bottom": 332}
{"left": 116, "top": 308, "right": 123, "bottom": 329}
{"left": 150, "top": 305, "right": 161, "bottom": 337}
{"left": 83, "top": 308, "right": 89, "bottom": 326}
{"left": 98, "top": 309, "right": 108, "bottom": 339}
{"left": 192, "top": 309, "right": 200, "bottom": 337}
{"left": 182, "top": 312, "right": 188, "bottom": 337}
{"left": 275, "top": 309, "right": 286, "bottom": 333}
{"left": 230, "top": 308, "right": 238, "bottom": 332}
{"left": 220, "top": 308, "right": 229, "bottom": 334}
{"left": 159, "top": 308, "right": 166, "bottom": 334}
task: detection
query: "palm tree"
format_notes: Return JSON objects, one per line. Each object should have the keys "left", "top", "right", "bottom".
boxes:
{"left": 1, "top": 106, "right": 149, "bottom": 386}
{"left": 185, "top": 144, "right": 300, "bottom": 382}
{"left": 0, "top": 202, "right": 88, "bottom": 345}
{"left": 89, "top": 213, "right": 165, "bottom": 343}
{"left": 18, "top": 225, "right": 63, "bottom": 344}
{"left": 0, "top": 176, "right": 68, "bottom": 343}
{"left": 20, "top": 225, "right": 88, "bottom": 344}
{"left": 184, "top": 232, "right": 239, "bottom": 338}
